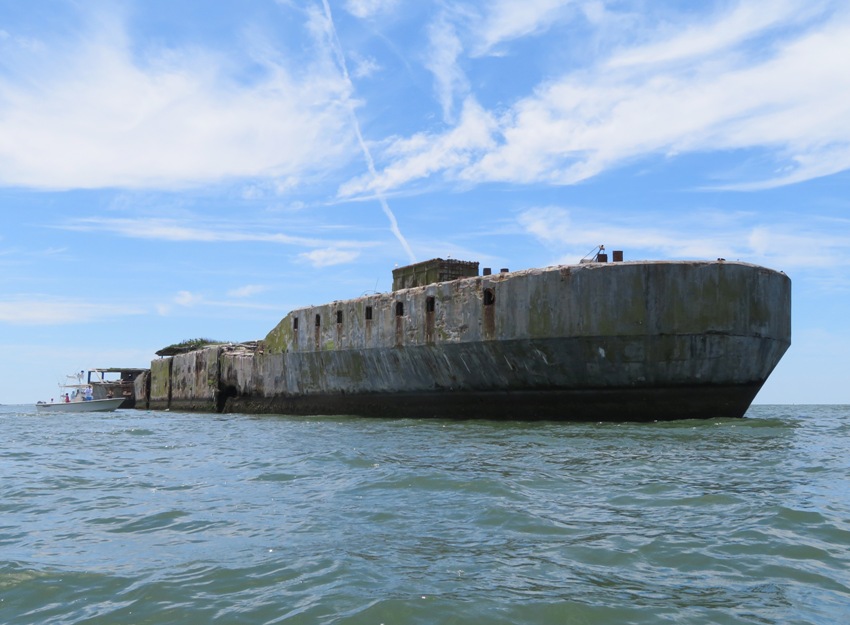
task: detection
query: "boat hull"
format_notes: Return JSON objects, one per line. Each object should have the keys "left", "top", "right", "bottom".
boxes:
{"left": 36, "top": 398, "right": 125, "bottom": 413}
{"left": 221, "top": 382, "right": 764, "bottom": 421}
{"left": 145, "top": 260, "right": 792, "bottom": 420}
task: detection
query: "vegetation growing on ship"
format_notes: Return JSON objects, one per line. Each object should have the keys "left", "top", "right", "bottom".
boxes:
{"left": 156, "top": 338, "right": 228, "bottom": 357}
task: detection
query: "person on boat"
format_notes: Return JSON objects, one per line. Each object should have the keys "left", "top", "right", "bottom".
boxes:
{"left": 64, "top": 393, "right": 70, "bottom": 403}
{"left": 84, "top": 386, "right": 93, "bottom": 401}
{"left": 107, "top": 389, "right": 114, "bottom": 399}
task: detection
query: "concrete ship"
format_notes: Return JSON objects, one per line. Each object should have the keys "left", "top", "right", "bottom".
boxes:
{"left": 137, "top": 254, "right": 791, "bottom": 420}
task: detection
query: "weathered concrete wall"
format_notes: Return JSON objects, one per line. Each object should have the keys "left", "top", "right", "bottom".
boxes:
{"left": 148, "top": 358, "right": 172, "bottom": 410}
{"left": 392, "top": 258, "right": 479, "bottom": 290}
{"left": 133, "top": 370, "right": 150, "bottom": 409}
{"left": 264, "top": 261, "right": 790, "bottom": 355}
{"left": 149, "top": 261, "right": 792, "bottom": 419}
{"left": 168, "top": 347, "right": 221, "bottom": 412}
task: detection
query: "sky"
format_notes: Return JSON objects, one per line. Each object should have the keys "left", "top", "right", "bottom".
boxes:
{"left": 1, "top": 0, "right": 849, "bottom": 405}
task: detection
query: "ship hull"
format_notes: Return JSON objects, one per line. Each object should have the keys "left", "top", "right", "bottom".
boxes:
{"left": 145, "top": 260, "right": 792, "bottom": 420}
{"left": 221, "top": 383, "right": 764, "bottom": 421}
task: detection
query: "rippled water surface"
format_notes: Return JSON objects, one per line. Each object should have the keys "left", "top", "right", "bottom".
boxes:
{"left": 1, "top": 405, "right": 848, "bottom": 624}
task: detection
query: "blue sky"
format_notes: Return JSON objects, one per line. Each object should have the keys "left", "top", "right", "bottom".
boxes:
{"left": 1, "top": 0, "right": 848, "bottom": 405}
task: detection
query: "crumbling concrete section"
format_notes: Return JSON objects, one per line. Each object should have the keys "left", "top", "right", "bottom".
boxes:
{"left": 146, "top": 260, "right": 792, "bottom": 420}
{"left": 133, "top": 369, "right": 150, "bottom": 409}
{"left": 392, "top": 258, "right": 479, "bottom": 291}
{"left": 166, "top": 347, "right": 223, "bottom": 413}
{"left": 148, "top": 357, "right": 172, "bottom": 411}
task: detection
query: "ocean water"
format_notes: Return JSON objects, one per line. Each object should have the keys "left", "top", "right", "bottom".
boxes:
{"left": 1, "top": 404, "right": 848, "bottom": 625}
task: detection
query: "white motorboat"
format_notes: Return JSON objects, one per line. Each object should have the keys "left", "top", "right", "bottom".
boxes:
{"left": 36, "top": 371, "right": 124, "bottom": 413}
{"left": 36, "top": 397, "right": 125, "bottom": 413}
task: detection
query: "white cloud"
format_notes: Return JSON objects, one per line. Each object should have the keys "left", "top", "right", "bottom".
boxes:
{"left": 470, "top": 0, "right": 576, "bottom": 56}
{"left": 344, "top": 0, "right": 397, "bottom": 19}
{"left": 0, "top": 10, "right": 354, "bottom": 190}
{"left": 57, "top": 217, "right": 366, "bottom": 249}
{"left": 361, "top": 5, "right": 850, "bottom": 192}
{"left": 338, "top": 97, "right": 497, "bottom": 197}
{"left": 351, "top": 54, "right": 381, "bottom": 79}
{"left": 174, "top": 291, "right": 203, "bottom": 307}
{"left": 517, "top": 206, "right": 572, "bottom": 247}
{"left": 516, "top": 206, "right": 850, "bottom": 276}
{"left": 299, "top": 248, "right": 360, "bottom": 267}
{"left": 608, "top": 0, "right": 821, "bottom": 68}
{"left": 158, "top": 290, "right": 280, "bottom": 315}
{"left": 227, "top": 285, "right": 269, "bottom": 298}
{"left": 0, "top": 296, "right": 144, "bottom": 325}
{"left": 426, "top": 15, "right": 468, "bottom": 122}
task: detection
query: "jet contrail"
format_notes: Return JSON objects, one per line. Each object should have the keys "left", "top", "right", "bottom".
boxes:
{"left": 320, "top": 0, "right": 416, "bottom": 264}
